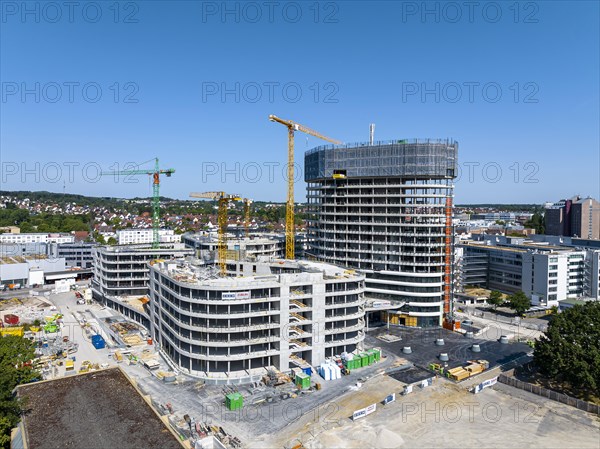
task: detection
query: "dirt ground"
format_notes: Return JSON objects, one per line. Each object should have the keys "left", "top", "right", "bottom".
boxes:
{"left": 252, "top": 374, "right": 600, "bottom": 449}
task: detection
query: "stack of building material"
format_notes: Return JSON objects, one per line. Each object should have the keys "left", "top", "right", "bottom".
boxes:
{"left": 318, "top": 362, "right": 341, "bottom": 380}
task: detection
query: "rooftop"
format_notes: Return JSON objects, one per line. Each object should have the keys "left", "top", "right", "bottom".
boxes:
{"left": 97, "top": 243, "right": 190, "bottom": 253}
{"left": 154, "top": 259, "right": 363, "bottom": 288}
{"left": 0, "top": 254, "right": 48, "bottom": 265}
{"left": 16, "top": 368, "right": 184, "bottom": 449}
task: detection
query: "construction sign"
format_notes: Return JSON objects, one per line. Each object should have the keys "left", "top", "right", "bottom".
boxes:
{"left": 352, "top": 403, "right": 377, "bottom": 421}
{"left": 473, "top": 376, "right": 498, "bottom": 394}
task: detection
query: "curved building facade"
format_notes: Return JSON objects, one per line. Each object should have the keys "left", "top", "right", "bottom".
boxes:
{"left": 149, "top": 259, "right": 366, "bottom": 382}
{"left": 305, "top": 139, "right": 458, "bottom": 327}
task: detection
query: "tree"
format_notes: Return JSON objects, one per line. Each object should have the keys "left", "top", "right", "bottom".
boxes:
{"left": 106, "top": 237, "right": 117, "bottom": 245}
{"left": 534, "top": 302, "right": 600, "bottom": 398}
{"left": 487, "top": 290, "right": 504, "bottom": 310}
{"left": 525, "top": 211, "right": 545, "bottom": 234}
{"left": 507, "top": 291, "right": 531, "bottom": 316}
{"left": 0, "top": 336, "right": 39, "bottom": 448}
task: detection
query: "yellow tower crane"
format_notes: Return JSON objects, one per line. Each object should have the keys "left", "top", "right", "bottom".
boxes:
{"left": 269, "top": 115, "right": 342, "bottom": 259}
{"left": 190, "top": 191, "right": 241, "bottom": 276}
{"left": 242, "top": 198, "right": 253, "bottom": 237}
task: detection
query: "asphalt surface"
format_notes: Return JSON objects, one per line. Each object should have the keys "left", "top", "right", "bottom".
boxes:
{"left": 366, "top": 326, "right": 531, "bottom": 372}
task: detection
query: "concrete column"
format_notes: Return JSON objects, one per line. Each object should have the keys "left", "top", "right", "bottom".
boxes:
{"left": 311, "top": 282, "right": 326, "bottom": 366}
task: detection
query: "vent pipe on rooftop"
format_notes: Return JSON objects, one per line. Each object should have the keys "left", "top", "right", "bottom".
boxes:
{"left": 369, "top": 123, "right": 375, "bottom": 145}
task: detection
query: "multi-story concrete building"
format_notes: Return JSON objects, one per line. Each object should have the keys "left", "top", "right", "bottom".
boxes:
{"left": 117, "top": 229, "right": 181, "bottom": 245}
{"left": 0, "top": 233, "right": 75, "bottom": 244}
{"left": 48, "top": 242, "right": 97, "bottom": 269}
{"left": 91, "top": 244, "right": 193, "bottom": 327}
{"left": 545, "top": 195, "right": 600, "bottom": 239}
{"left": 0, "top": 241, "right": 95, "bottom": 269}
{"left": 304, "top": 139, "right": 458, "bottom": 327}
{"left": 182, "top": 233, "right": 284, "bottom": 263}
{"left": 148, "top": 259, "right": 366, "bottom": 382}
{"left": 458, "top": 235, "right": 596, "bottom": 307}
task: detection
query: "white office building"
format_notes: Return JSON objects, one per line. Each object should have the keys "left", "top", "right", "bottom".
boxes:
{"left": 117, "top": 229, "right": 181, "bottom": 245}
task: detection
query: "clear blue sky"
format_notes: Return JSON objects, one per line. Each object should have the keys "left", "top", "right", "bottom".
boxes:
{"left": 1, "top": 1, "right": 598, "bottom": 204}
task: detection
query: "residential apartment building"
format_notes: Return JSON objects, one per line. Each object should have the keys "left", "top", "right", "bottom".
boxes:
{"left": 304, "top": 139, "right": 458, "bottom": 327}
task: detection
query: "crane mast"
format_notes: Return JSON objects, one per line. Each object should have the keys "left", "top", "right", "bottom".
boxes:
{"left": 100, "top": 158, "right": 175, "bottom": 249}
{"left": 190, "top": 192, "right": 241, "bottom": 276}
{"left": 269, "top": 115, "right": 341, "bottom": 259}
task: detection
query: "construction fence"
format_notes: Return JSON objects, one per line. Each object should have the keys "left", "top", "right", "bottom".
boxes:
{"left": 498, "top": 374, "right": 600, "bottom": 415}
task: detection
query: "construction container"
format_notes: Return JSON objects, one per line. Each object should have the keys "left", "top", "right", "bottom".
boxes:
{"left": 360, "top": 353, "right": 370, "bottom": 367}
{"left": 302, "top": 366, "right": 312, "bottom": 376}
{"left": 295, "top": 373, "right": 311, "bottom": 389}
{"left": 372, "top": 348, "right": 381, "bottom": 361}
{"left": 343, "top": 358, "right": 354, "bottom": 371}
{"left": 225, "top": 392, "right": 243, "bottom": 411}
{"left": 91, "top": 334, "right": 106, "bottom": 349}
{"left": 0, "top": 326, "right": 24, "bottom": 337}
{"left": 4, "top": 314, "right": 19, "bottom": 325}
{"left": 367, "top": 350, "right": 375, "bottom": 365}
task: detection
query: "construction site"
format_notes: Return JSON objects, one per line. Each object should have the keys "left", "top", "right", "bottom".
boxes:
{"left": 5, "top": 122, "right": 600, "bottom": 449}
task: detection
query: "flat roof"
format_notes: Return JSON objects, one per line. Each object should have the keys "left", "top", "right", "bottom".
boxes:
{"left": 155, "top": 259, "right": 363, "bottom": 288}
{"left": 0, "top": 255, "right": 48, "bottom": 265}
{"left": 17, "top": 368, "right": 184, "bottom": 449}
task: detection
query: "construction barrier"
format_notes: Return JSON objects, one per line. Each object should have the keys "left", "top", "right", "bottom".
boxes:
{"left": 498, "top": 374, "right": 600, "bottom": 415}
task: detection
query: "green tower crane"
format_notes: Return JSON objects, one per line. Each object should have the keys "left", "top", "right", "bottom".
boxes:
{"left": 100, "top": 158, "right": 175, "bottom": 248}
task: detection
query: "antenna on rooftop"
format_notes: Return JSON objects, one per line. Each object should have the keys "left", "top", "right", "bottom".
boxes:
{"left": 369, "top": 123, "right": 375, "bottom": 145}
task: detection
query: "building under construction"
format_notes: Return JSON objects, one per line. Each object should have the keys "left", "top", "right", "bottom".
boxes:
{"left": 305, "top": 139, "right": 458, "bottom": 327}
{"left": 182, "top": 233, "right": 284, "bottom": 263}
{"left": 148, "top": 259, "right": 366, "bottom": 382}
{"left": 91, "top": 244, "right": 194, "bottom": 328}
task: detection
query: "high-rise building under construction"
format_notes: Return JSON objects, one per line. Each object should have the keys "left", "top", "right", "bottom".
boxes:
{"left": 305, "top": 139, "right": 458, "bottom": 327}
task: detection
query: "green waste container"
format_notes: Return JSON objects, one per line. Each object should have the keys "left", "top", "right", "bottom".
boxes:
{"left": 360, "top": 353, "right": 370, "bottom": 367}
{"left": 367, "top": 350, "right": 375, "bottom": 365}
{"left": 373, "top": 349, "right": 381, "bottom": 361}
{"left": 295, "top": 373, "right": 311, "bottom": 389}
{"left": 226, "top": 392, "right": 243, "bottom": 411}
